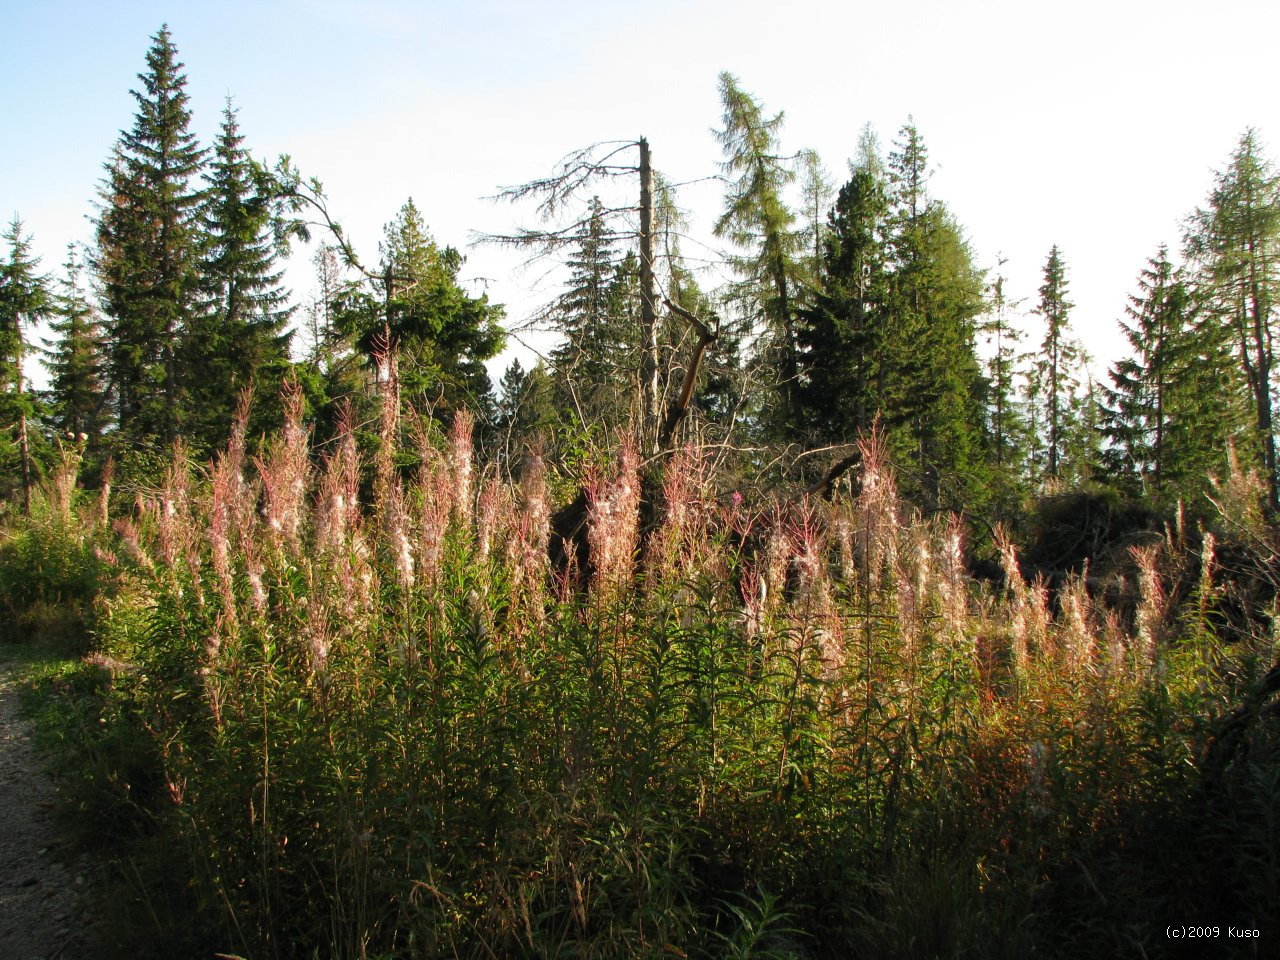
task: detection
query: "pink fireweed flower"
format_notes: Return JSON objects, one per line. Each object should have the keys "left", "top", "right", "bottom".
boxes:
{"left": 475, "top": 475, "right": 509, "bottom": 564}
{"left": 387, "top": 484, "right": 415, "bottom": 590}
{"left": 1132, "top": 544, "right": 1166, "bottom": 673}
{"left": 259, "top": 381, "right": 310, "bottom": 549}
{"left": 450, "top": 410, "right": 475, "bottom": 525}
{"left": 587, "top": 440, "right": 640, "bottom": 599}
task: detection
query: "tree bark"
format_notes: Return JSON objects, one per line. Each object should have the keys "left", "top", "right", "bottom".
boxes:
{"left": 639, "top": 138, "right": 660, "bottom": 455}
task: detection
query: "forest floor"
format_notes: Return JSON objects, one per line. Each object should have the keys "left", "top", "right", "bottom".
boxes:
{"left": 0, "top": 652, "right": 99, "bottom": 960}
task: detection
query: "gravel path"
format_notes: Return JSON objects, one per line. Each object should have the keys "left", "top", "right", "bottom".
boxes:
{"left": 0, "top": 660, "right": 94, "bottom": 960}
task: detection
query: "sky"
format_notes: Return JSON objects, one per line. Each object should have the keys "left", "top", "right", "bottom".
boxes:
{"left": 4, "top": 0, "right": 1280, "bottom": 388}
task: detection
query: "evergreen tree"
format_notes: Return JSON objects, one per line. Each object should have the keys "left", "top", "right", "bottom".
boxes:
{"left": 979, "top": 265, "right": 1026, "bottom": 477}
{"left": 94, "top": 25, "right": 205, "bottom": 449}
{"left": 796, "top": 165, "right": 893, "bottom": 444}
{"left": 714, "top": 73, "right": 801, "bottom": 430}
{"left": 186, "top": 98, "right": 293, "bottom": 452}
{"left": 1186, "top": 129, "right": 1280, "bottom": 512}
{"left": 495, "top": 357, "right": 556, "bottom": 469}
{"left": 1031, "top": 245, "right": 1084, "bottom": 483}
{"left": 43, "top": 244, "right": 108, "bottom": 454}
{"left": 549, "top": 196, "right": 636, "bottom": 428}
{"left": 333, "top": 199, "right": 504, "bottom": 418}
{"left": 304, "top": 243, "right": 344, "bottom": 374}
{"left": 1105, "top": 247, "right": 1248, "bottom": 507}
{"left": 0, "top": 219, "right": 50, "bottom": 510}
{"left": 884, "top": 122, "right": 989, "bottom": 507}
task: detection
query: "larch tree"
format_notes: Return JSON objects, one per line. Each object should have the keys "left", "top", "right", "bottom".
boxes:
{"left": 94, "top": 24, "right": 205, "bottom": 450}
{"left": 713, "top": 72, "right": 802, "bottom": 433}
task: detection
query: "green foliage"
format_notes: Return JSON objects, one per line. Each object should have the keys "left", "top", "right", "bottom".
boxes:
{"left": 184, "top": 98, "right": 295, "bottom": 455}
{"left": 1186, "top": 128, "right": 1280, "bottom": 513}
{"left": 1102, "top": 246, "right": 1245, "bottom": 510}
{"left": 332, "top": 198, "right": 505, "bottom": 419}
{"left": 94, "top": 24, "right": 206, "bottom": 448}
{"left": 1, "top": 415, "right": 1270, "bottom": 959}
{"left": 43, "top": 243, "right": 109, "bottom": 461}
{"left": 0, "top": 217, "right": 52, "bottom": 505}
{"left": 1027, "top": 245, "right": 1091, "bottom": 486}
{"left": 715, "top": 73, "right": 802, "bottom": 432}
{"left": 796, "top": 122, "right": 990, "bottom": 510}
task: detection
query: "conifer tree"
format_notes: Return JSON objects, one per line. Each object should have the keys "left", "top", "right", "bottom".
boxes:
{"left": 43, "top": 244, "right": 108, "bottom": 454}
{"left": 186, "top": 98, "right": 293, "bottom": 452}
{"left": 884, "top": 121, "right": 988, "bottom": 506}
{"left": 304, "top": 243, "right": 344, "bottom": 374}
{"left": 1186, "top": 129, "right": 1280, "bottom": 512}
{"left": 550, "top": 196, "right": 636, "bottom": 428}
{"left": 796, "top": 165, "right": 892, "bottom": 444}
{"left": 1032, "top": 245, "right": 1084, "bottom": 483}
{"left": 979, "top": 266, "right": 1026, "bottom": 476}
{"left": 334, "top": 199, "right": 504, "bottom": 417}
{"left": 1105, "top": 247, "right": 1248, "bottom": 507}
{"left": 495, "top": 357, "right": 556, "bottom": 469}
{"left": 714, "top": 73, "right": 801, "bottom": 430}
{"left": 94, "top": 25, "right": 205, "bottom": 448}
{"left": 796, "top": 148, "right": 835, "bottom": 298}
{"left": 0, "top": 219, "right": 50, "bottom": 510}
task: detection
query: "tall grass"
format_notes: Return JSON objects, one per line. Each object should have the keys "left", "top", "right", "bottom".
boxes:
{"left": 5, "top": 404, "right": 1277, "bottom": 958}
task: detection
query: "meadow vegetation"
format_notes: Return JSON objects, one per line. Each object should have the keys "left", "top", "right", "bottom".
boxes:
{"left": 2, "top": 390, "right": 1278, "bottom": 960}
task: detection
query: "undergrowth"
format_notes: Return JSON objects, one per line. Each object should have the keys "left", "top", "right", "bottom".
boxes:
{"left": 1, "top": 406, "right": 1276, "bottom": 959}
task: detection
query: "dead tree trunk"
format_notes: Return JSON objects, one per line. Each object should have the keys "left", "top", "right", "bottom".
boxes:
{"left": 639, "top": 138, "right": 660, "bottom": 456}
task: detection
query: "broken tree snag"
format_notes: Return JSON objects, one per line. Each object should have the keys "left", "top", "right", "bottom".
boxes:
{"left": 639, "top": 138, "right": 661, "bottom": 456}
{"left": 801, "top": 448, "right": 862, "bottom": 501}
{"left": 658, "top": 297, "right": 718, "bottom": 451}
{"left": 1201, "top": 659, "right": 1280, "bottom": 778}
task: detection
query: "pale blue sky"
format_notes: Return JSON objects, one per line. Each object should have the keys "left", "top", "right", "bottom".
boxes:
{"left": 5, "top": 0, "right": 1280, "bottom": 381}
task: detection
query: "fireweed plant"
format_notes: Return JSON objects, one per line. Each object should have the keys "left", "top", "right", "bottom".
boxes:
{"left": 5, "top": 384, "right": 1278, "bottom": 959}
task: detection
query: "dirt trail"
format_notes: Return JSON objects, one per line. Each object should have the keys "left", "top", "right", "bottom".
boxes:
{"left": 0, "top": 660, "right": 94, "bottom": 960}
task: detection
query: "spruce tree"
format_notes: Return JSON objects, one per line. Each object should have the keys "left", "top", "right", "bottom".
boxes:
{"left": 1031, "top": 245, "right": 1084, "bottom": 484}
{"left": 884, "top": 122, "right": 988, "bottom": 507}
{"left": 495, "top": 357, "right": 556, "bottom": 469}
{"left": 550, "top": 196, "right": 635, "bottom": 428}
{"left": 94, "top": 24, "right": 205, "bottom": 449}
{"left": 979, "top": 266, "right": 1026, "bottom": 477}
{"left": 43, "top": 244, "right": 108, "bottom": 455}
{"left": 182, "top": 99, "right": 294, "bottom": 452}
{"left": 1186, "top": 129, "right": 1280, "bottom": 512}
{"left": 0, "top": 219, "right": 50, "bottom": 510}
{"left": 796, "top": 165, "right": 893, "bottom": 444}
{"left": 333, "top": 199, "right": 504, "bottom": 417}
